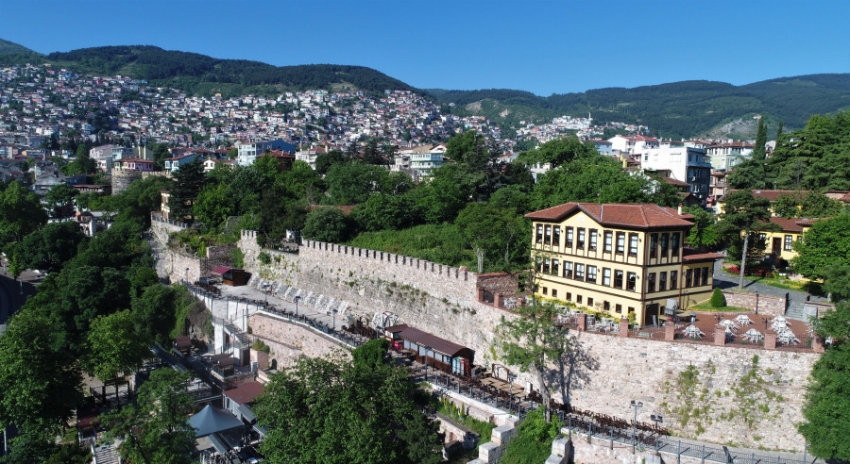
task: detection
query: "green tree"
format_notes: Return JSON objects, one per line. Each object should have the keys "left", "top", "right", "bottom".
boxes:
{"left": 254, "top": 351, "right": 444, "bottom": 464}
{"left": 83, "top": 309, "right": 151, "bottom": 382}
{"left": 169, "top": 159, "right": 206, "bottom": 224}
{"left": 752, "top": 117, "right": 768, "bottom": 161}
{"left": 6, "top": 220, "right": 86, "bottom": 273}
{"left": 350, "top": 193, "right": 422, "bottom": 232}
{"left": 101, "top": 369, "right": 196, "bottom": 464}
{"left": 325, "top": 161, "right": 388, "bottom": 205}
{"left": 824, "top": 264, "right": 850, "bottom": 303}
{"left": 772, "top": 192, "right": 804, "bottom": 218}
{"left": 684, "top": 206, "right": 720, "bottom": 250}
{"left": 727, "top": 159, "right": 768, "bottom": 190}
{"left": 314, "top": 149, "right": 346, "bottom": 175}
{"left": 801, "top": 191, "right": 842, "bottom": 217}
{"left": 799, "top": 301, "right": 850, "bottom": 461}
{"left": 0, "top": 309, "right": 83, "bottom": 449}
{"left": 515, "top": 136, "right": 598, "bottom": 168}
{"left": 0, "top": 181, "right": 48, "bottom": 244}
{"left": 151, "top": 143, "right": 172, "bottom": 169}
{"left": 717, "top": 189, "right": 778, "bottom": 288}
{"left": 132, "top": 284, "right": 180, "bottom": 345}
{"left": 193, "top": 182, "right": 233, "bottom": 229}
{"left": 530, "top": 156, "right": 649, "bottom": 210}
{"left": 44, "top": 182, "right": 78, "bottom": 218}
{"left": 446, "top": 130, "right": 490, "bottom": 171}
{"left": 302, "top": 207, "right": 351, "bottom": 243}
{"left": 456, "top": 202, "right": 527, "bottom": 272}
{"left": 792, "top": 214, "right": 850, "bottom": 281}
{"left": 496, "top": 299, "right": 574, "bottom": 422}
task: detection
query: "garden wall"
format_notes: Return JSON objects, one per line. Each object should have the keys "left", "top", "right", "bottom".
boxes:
{"left": 721, "top": 290, "right": 786, "bottom": 317}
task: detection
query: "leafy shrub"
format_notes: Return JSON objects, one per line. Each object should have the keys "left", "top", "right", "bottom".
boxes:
{"left": 258, "top": 251, "right": 271, "bottom": 265}
{"left": 710, "top": 288, "right": 726, "bottom": 308}
{"left": 500, "top": 407, "right": 562, "bottom": 464}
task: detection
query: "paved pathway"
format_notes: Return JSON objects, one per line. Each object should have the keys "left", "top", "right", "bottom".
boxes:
{"left": 713, "top": 256, "right": 828, "bottom": 321}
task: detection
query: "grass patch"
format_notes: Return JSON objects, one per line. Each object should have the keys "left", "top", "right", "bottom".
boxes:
{"left": 690, "top": 302, "right": 751, "bottom": 312}
{"left": 500, "top": 407, "right": 563, "bottom": 464}
{"left": 721, "top": 268, "right": 809, "bottom": 292}
{"left": 437, "top": 397, "right": 495, "bottom": 447}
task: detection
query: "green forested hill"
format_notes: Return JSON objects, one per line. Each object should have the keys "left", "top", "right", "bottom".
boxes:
{"left": 431, "top": 75, "right": 850, "bottom": 139}
{"left": 0, "top": 38, "right": 43, "bottom": 64}
{"left": 0, "top": 43, "right": 417, "bottom": 97}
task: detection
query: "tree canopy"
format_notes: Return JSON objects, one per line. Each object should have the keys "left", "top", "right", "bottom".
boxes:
{"left": 254, "top": 347, "right": 444, "bottom": 464}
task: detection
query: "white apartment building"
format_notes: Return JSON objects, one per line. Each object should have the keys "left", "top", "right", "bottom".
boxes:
{"left": 706, "top": 141, "right": 754, "bottom": 170}
{"left": 642, "top": 140, "right": 711, "bottom": 200}
{"left": 608, "top": 135, "right": 660, "bottom": 157}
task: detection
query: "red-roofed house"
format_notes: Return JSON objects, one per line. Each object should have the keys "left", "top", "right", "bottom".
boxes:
{"left": 525, "top": 203, "right": 721, "bottom": 325}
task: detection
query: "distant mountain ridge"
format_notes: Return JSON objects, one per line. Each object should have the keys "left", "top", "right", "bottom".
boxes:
{"left": 429, "top": 75, "right": 850, "bottom": 139}
{"left": 2, "top": 38, "right": 850, "bottom": 139}
{"left": 0, "top": 41, "right": 417, "bottom": 98}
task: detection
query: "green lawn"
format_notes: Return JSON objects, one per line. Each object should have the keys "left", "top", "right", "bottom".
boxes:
{"left": 721, "top": 268, "right": 815, "bottom": 292}
{"left": 690, "top": 302, "right": 751, "bottom": 312}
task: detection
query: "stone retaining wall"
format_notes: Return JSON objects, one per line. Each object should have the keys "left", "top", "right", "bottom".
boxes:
{"left": 722, "top": 290, "right": 786, "bottom": 316}
{"left": 229, "top": 231, "right": 819, "bottom": 452}
{"left": 248, "top": 312, "right": 350, "bottom": 370}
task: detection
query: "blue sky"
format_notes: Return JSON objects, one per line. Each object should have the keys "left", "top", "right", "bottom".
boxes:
{"left": 4, "top": 0, "right": 849, "bottom": 96}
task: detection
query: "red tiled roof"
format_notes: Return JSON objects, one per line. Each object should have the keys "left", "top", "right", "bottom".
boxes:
{"left": 525, "top": 203, "right": 694, "bottom": 229}
{"left": 224, "top": 381, "right": 264, "bottom": 405}
{"left": 725, "top": 189, "right": 806, "bottom": 202}
{"left": 682, "top": 251, "right": 724, "bottom": 263}
{"left": 387, "top": 325, "right": 471, "bottom": 357}
{"left": 767, "top": 217, "right": 823, "bottom": 232}
{"left": 664, "top": 177, "right": 690, "bottom": 188}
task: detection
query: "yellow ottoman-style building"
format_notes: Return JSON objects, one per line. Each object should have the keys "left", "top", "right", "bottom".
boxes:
{"left": 525, "top": 203, "right": 722, "bottom": 326}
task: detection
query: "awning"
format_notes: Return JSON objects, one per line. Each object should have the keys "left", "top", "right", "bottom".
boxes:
{"left": 238, "top": 403, "right": 257, "bottom": 424}
{"left": 189, "top": 404, "right": 244, "bottom": 437}
{"left": 211, "top": 266, "right": 232, "bottom": 275}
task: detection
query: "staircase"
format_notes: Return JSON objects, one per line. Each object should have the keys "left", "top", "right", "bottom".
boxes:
{"left": 92, "top": 443, "right": 120, "bottom": 464}
{"left": 785, "top": 298, "right": 806, "bottom": 321}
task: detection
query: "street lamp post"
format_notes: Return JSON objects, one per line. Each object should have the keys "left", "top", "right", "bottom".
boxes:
{"left": 630, "top": 400, "right": 643, "bottom": 446}
{"left": 294, "top": 296, "right": 301, "bottom": 316}
{"left": 185, "top": 267, "right": 189, "bottom": 284}
{"left": 650, "top": 414, "right": 663, "bottom": 431}
{"left": 332, "top": 308, "right": 338, "bottom": 331}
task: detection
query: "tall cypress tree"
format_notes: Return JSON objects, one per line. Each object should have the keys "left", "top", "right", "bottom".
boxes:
{"left": 169, "top": 160, "right": 206, "bottom": 224}
{"left": 752, "top": 117, "right": 768, "bottom": 161}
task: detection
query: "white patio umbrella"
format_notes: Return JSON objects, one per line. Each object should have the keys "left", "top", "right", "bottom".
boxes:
{"left": 735, "top": 314, "right": 753, "bottom": 326}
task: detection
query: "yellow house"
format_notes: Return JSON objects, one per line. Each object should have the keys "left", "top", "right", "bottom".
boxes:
{"left": 757, "top": 217, "right": 819, "bottom": 262}
{"left": 525, "top": 203, "right": 722, "bottom": 326}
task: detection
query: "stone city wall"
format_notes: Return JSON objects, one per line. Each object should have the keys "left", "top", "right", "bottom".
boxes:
{"left": 564, "top": 332, "right": 816, "bottom": 452}
{"left": 238, "top": 230, "right": 299, "bottom": 286}
{"left": 722, "top": 290, "right": 786, "bottom": 317}
{"left": 248, "top": 312, "right": 350, "bottom": 370}
{"left": 232, "top": 231, "right": 819, "bottom": 452}
{"left": 294, "top": 238, "right": 513, "bottom": 369}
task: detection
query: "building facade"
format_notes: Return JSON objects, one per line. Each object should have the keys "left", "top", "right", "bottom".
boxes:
{"left": 525, "top": 203, "right": 720, "bottom": 326}
{"left": 642, "top": 141, "right": 712, "bottom": 201}
{"left": 236, "top": 138, "right": 295, "bottom": 166}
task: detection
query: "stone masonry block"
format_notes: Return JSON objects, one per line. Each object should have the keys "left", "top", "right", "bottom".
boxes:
{"left": 665, "top": 318, "right": 675, "bottom": 341}
{"left": 478, "top": 442, "right": 501, "bottom": 464}
{"left": 714, "top": 326, "right": 726, "bottom": 346}
{"left": 619, "top": 317, "right": 629, "bottom": 337}
{"left": 490, "top": 425, "right": 516, "bottom": 446}
{"left": 765, "top": 331, "right": 777, "bottom": 350}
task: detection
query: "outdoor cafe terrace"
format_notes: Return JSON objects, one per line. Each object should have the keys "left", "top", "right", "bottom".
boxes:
{"left": 551, "top": 309, "right": 821, "bottom": 353}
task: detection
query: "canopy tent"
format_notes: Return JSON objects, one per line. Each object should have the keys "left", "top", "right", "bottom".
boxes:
{"left": 189, "top": 404, "right": 244, "bottom": 437}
